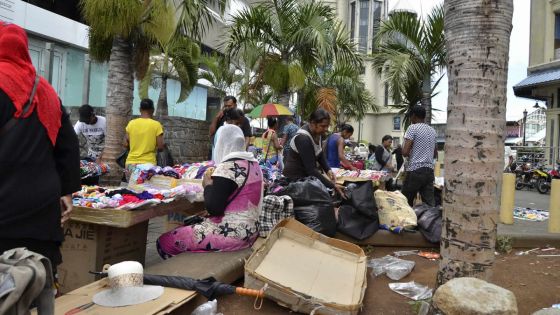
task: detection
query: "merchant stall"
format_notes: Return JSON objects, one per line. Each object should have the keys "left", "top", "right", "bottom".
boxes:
{"left": 60, "top": 163, "right": 211, "bottom": 293}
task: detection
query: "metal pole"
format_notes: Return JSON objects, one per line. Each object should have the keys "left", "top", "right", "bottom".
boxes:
{"left": 43, "top": 42, "right": 55, "bottom": 84}
{"left": 82, "top": 54, "right": 91, "bottom": 105}
{"left": 522, "top": 109, "right": 528, "bottom": 147}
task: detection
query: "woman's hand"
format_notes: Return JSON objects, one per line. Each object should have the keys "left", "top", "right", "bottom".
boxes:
{"left": 327, "top": 170, "right": 337, "bottom": 184}
{"left": 335, "top": 184, "right": 347, "bottom": 200}
{"left": 60, "top": 195, "right": 73, "bottom": 227}
{"left": 202, "top": 167, "right": 215, "bottom": 187}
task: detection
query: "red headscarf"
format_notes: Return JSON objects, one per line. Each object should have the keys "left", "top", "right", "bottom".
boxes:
{"left": 0, "top": 22, "right": 61, "bottom": 145}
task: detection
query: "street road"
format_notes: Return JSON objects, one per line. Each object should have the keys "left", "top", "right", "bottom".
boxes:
{"left": 515, "top": 189, "right": 550, "bottom": 210}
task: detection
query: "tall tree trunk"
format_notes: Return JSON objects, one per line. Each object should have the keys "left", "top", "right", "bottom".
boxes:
{"left": 437, "top": 0, "right": 513, "bottom": 285}
{"left": 102, "top": 36, "right": 134, "bottom": 185}
{"left": 156, "top": 75, "right": 168, "bottom": 117}
{"left": 420, "top": 74, "right": 432, "bottom": 124}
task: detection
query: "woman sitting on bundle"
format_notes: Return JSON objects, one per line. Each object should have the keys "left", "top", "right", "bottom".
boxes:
{"left": 157, "top": 124, "right": 263, "bottom": 258}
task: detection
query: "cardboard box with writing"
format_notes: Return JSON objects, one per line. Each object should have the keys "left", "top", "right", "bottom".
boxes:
{"left": 58, "top": 220, "right": 148, "bottom": 293}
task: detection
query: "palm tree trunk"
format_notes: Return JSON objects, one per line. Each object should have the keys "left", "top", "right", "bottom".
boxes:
{"left": 156, "top": 75, "right": 168, "bottom": 117}
{"left": 103, "top": 36, "right": 134, "bottom": 185}
{"left": 420, "top": 75, "right": 432, "bottom": 124}
{"left": 437, "top": 0, "right": 513, "bottom": 285}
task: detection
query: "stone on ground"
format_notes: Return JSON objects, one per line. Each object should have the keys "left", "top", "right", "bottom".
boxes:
{"left": 433, "top": 277, "right": 518, "bottom": 315}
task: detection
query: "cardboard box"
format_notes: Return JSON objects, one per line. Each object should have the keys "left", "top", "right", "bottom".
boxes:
{"left": 58, "top": 221, "right": 148, "bottom": 293}
{"left": 33, "top": 279, "right": 197, "bottom": 315}
{"left": 71, "top": 199, "right": 205, "bottom": 228}
{"left": 245, "top": 218, "right": 367, "bottom": 315}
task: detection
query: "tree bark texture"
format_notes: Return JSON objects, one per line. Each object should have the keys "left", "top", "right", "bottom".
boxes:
{"left": 438, "top": 0, "right": 513, "bottom": 285}
{"left": 103, "top": 36, "right": 134, "bottom": 185}
{"left": 156, "top": 76, "right": 169, "bottom": 117}
{"left": 420, "top": 75, "right": 432, "bottom": 124}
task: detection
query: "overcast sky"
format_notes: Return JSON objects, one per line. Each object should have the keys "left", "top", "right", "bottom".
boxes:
{"left": 388, "top": 0, "right": 535, "bottom": 123}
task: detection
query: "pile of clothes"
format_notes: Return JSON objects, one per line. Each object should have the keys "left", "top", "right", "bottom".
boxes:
{"left": 80, "top": 160, "right": 110, "bottom": 179}
{"left": 333, "top": 168, "right": 390, "bottom": 182}
{"left": 73, "top": 184, "right": 204, "bottom": 210}
{"left": 513, "top": 207, "right": 549, "bottom": 222}
{"left": 134, "top": 162, "right": 215, "bottom": 184}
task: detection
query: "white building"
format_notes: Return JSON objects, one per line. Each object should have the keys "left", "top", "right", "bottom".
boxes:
{"left": 3, "top": 0, "right": 245, "bottom": 121}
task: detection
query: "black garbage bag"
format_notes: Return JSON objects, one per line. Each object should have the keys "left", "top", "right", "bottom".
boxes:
{"left": 278, "top": 177, "right": 336, "bottom": 236}
{"left": 294, "top": 203, "right": 337, "bottom": 237}
{"left": 343, "top": 181, "right": 377, "bottom": 217}
{"left": 337, "top": 181, "right": 379, "bottom": 240}
{"left": 414, "top": 204, "right": 442, "bottom": 243}
{"left": 157, "top": 146, "right": 174, "bottom": 167}
{"left": 279, "top": 177, "right": 333, "bottom": 206}
{"left": 337, "top": 205, "right": 379, "bottom": 240}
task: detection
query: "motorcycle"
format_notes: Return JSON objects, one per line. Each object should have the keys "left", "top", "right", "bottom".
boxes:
{"left": 515, "top": 161, "right": 535, "bottom": 190}
{"left": 536, "top": 162, "right": 560, "bottom": 194}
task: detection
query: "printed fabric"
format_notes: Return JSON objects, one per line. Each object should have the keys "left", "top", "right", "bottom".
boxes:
{"left": 281, "top": 123, "right": 299, "bottom": 154}
{"left": 74, "top": 116, "right": 106, "bottom": 159}
{"left": 258, "top": 195, "right": 294, "bottom": 237}
{"left": 404, "top": 123, "right": 436, "bottom": 171}
{"left": 157, "top": 159, "right": 263, "bottom": 257}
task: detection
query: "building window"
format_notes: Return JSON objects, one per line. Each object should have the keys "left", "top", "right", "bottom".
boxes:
{"left": 358, "top": 0, "right": 370, "bottom": 53}
{"left": 371, "top": 0, "right": 382, "bottom": 49}
{"left": 350, "top": 1, "right": 356, "bottom": 43}
{"left": 393, "top": 116, "right": 401, "bottom": 130}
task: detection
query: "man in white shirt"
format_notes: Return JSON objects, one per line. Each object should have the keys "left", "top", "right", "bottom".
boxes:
{"left": 74, "top": 104, "right": 106, "bottom": 162}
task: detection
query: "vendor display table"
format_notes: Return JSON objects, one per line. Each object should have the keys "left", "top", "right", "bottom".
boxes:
{"left": 70, "top": 198, "right": 205, "bottom": 228}
{"left": 58, "top": 198, "right": 205, "bottom": 293}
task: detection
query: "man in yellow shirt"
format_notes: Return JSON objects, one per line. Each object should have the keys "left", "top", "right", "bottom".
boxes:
{"left": 124, "top": 99, "right": 165, "bottom": 177}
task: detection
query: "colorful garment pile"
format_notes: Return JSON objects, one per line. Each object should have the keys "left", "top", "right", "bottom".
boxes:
{"left": 73, "top": 184, "right": 204, "bottom": 210}
{"left": 333, "top": 168, "right": 390, "bottom": 182}
{"left": 180, "top": 161, "right": 215, "bottom": 180}
{"left": 513, "top": 207, "right": 549, "bottom": 222}
{"left": 80, "top": 160, "right": 110, "bottom": 179}
{"left": 136, "top": 166, "right": 181, "bottom": 183}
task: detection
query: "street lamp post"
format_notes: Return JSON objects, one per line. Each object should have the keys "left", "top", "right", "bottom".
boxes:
{"left": 522, "top": 108, "right": 528, "bottom": 147}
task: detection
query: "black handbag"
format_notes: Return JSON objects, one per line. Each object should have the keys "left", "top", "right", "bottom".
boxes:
{"left": 116, "top": 150, "right": 128, "bottom": 168}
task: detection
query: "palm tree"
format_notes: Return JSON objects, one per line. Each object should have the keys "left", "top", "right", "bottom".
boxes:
{"left": 437, "top": 0, "right": 513, "bottom": 285}
{"left": 199, "top": 53, "right": 243, "bottom": 99}
{"left": 371, "top": 5, "right": 445, "bottom": 124}
{"left": 139, "top": 36, "right": 201, "bottom": 117}
{"left": 80, "top": 0, "right": 225, "bottom": 183}
{"left": 300, "top": 62, "right": 376, "bottom": 124}
{"left": 225, "top": 0, "right": 360, "bottom": 108}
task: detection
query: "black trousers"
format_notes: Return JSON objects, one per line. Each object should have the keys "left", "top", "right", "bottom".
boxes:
{"left": 401, "top": 167, "right": 435, "bottom": 207}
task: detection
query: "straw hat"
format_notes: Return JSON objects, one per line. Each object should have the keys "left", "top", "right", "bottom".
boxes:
{"left": 93, "top": 261, "right": 164, "bottom": 307}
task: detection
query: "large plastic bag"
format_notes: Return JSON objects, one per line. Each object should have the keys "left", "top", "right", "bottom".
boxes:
{"left": 337, "top": 181, "right": 379, "bottom": 240}
{"left": 337, "top": 205, "right": 379, "bottom": 240}
{"left": 414, "top": 204, "right": 442, "bottom": 243}
{"left": 368, "top": 255, "right": 415, "bottom": 280}
{"left": 294, "top": 203, "right": 337, "bottom": 237}
{"left": 388, "top": 281, "right": 432, "bottom": 301}
{"left": 280, "top": 177, "right": 332, "bottom": 206}
{"left": 343, "top": 181, "right": 377, "bottom": 217}
{"left": 374, "top": 190, "right": 417, "bottom": 228}
{"left": 279, "top": 177, "right": 336, "bottom": 236}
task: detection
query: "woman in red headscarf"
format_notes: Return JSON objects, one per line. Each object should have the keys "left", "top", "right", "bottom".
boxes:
{"left": 0, "top": 22, "right": 80, "bottom": 274}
